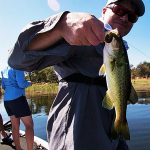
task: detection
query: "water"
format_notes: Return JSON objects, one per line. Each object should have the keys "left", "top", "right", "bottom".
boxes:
{"left": 0, "top": 92, "right": 150, "bottom": 150}
{"left": 126, "top": 92, "right": 150, "bottom": 150}
{"left": 0, "top": 95, "right": 55, "bottom": 141}
{"left": 127, "top": 104, "right": 150, "bottom": 150}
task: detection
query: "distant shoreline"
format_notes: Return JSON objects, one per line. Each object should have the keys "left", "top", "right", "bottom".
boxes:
{"left": 132, "top": 78, "right": 150, "bottom": 92}
{"left": 26, "top": 78, "right": 149, "bottom": 96}
{"left": 1, "top": 79, "right": 150, "bottom": 97}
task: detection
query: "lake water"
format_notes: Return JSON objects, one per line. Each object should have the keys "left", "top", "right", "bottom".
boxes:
{"left": 0, "top": 92, "right": 150, "bottom": 150}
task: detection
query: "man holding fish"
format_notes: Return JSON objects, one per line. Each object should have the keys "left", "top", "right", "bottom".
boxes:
{"left": 8, "top": 0, "right": 145, "bottom": 149}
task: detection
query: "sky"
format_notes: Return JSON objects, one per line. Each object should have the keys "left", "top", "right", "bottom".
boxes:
{"left": 0, "top": 0, "right": 149, "bottom": 72}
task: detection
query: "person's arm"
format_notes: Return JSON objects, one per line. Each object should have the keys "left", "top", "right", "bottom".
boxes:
{"left": 8, "top": 11, "right": 105, "bottom": 72}
{"left": 1, "top": 72, "right": 5, "bottom": 90}
{"left": 8, "top": 12, "right": 69, "bottom": 71}
{"left": 27, "top": 27, "right": 61, "bottom": 51}
{"left": 28, "top": 12, "right": 105, "bottom": 51}
{"left": 15, "top": 70, "right": 31, "bottom": 88}
{"left": 1, "top": 81, "right": 5, "bottom": 90}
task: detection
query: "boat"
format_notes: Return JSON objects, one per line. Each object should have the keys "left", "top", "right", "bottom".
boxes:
{"left": 0, "top": 120, "right": 48, "bottom": 150}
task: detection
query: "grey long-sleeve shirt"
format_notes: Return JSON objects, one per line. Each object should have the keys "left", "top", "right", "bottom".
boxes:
{"left": 8, "top": 11, "right": 105, "bottom": 80}
{"left": 8, "top": 12, "right": 118, "bottom": 150}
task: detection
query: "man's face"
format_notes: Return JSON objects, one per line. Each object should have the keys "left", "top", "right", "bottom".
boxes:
{"left": 102, "top": 1, "right": 137, "bottom": 37}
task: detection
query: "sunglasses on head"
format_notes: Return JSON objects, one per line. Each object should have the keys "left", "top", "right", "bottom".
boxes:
{"left": 106, "top": 4, "right": 138, "bottom": 23}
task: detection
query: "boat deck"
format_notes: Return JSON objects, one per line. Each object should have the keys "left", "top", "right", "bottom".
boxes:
{"left": 0, "top": 131, "right": 48, "bottom": 150}
{"left": 0, "top": 136, "right": 48, "bottom": 150}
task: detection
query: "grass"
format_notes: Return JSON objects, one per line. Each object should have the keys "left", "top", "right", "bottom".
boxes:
{"left": 26, "top": 78, "right": 150, "bottom": 96}
{"left": 1, "top": 79, "right": 149, "bottom": 97}
{"left": 131, "top": 78, "right": 150, "bottom": 92}
{"left": 26, "top": 82, "right": 58, "bottom": 97}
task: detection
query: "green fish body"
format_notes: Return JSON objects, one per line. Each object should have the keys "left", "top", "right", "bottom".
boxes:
{"left": 99, "top": 29, "right": 138, "bottom": 140}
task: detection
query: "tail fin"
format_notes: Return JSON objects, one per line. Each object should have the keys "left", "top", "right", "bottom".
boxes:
{"left": 111, "top": 119, "right": 130, "bottom": 140}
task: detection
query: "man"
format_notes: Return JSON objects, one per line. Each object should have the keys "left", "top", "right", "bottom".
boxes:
{"left": 8, "top": 0, "right": 145, "bottom": 150}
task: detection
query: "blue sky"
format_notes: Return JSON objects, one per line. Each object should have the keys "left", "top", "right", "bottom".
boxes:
{"left": 0, "top": 0, "right": 149, "bottom": 72}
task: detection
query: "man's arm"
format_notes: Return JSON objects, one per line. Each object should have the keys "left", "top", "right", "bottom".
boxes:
{"left": 27, "top": 22, "right": 62, "bottom": 51}
{"left": 8, "top": 11, "right": 105, "bottom": 71}
{"left": 28, "top": 12, "right": 105, "bottom": 51}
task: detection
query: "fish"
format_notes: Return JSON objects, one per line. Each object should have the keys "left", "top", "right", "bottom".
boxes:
{"left": 99, "top": 29, "right": 138, "bottom": 140}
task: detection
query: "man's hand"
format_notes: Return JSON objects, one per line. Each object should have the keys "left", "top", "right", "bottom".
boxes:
{"left": 28, "top": 12, "right": 105, "bottom": 51}
{"left": 58, "top": 12, "right": 105, "bottom": 46}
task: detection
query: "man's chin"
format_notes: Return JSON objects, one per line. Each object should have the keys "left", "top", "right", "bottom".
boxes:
{"left": 114, "top": 27, "right": 128, "bottom": 37}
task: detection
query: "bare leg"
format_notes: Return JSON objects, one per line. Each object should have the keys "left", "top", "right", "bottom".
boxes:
{"left": 21, "top": 115, "right": 34, "bottom": 150}
{"left": 10, "top": 115, "right": 21, "bottom": 150}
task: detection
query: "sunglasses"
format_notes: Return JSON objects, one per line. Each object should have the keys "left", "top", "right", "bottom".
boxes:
{"left": 106, "top": 4, "right": 138, "bottom": 23}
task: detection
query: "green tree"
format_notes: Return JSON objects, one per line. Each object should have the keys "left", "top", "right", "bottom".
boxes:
{"left": 136, "top": 62, "right": 150, "bottom": 78}
{"left": 26, "top": 67, "right": 58, "bottom": 83}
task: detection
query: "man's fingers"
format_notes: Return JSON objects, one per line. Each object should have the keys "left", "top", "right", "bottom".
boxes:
{"left": 60, "top": 12, "right": 105, "bottom": 46}
{"left": 90, "top": 17, "right": 105, "bottom": 43}
{"left": 82, "top": 16, "right": 105, "bottom": 46}
{"left": 81, "top": 29, "right": 98, "bottom": 46}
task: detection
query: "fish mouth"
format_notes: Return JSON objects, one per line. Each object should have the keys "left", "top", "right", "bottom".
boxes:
{"left": 105, "top": 29, "right": 121, "bottom": 43}
{"left": 105, "top": 33, "right": 113, "bottom": 43}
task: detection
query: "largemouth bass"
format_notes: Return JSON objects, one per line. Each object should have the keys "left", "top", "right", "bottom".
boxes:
{"left": 99, "top": 29, "right": 138, "bottom": 140}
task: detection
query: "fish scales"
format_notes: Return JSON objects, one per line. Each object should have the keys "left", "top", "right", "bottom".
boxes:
{"left": 99, "top": 29, "right": 138, "bottom": 140}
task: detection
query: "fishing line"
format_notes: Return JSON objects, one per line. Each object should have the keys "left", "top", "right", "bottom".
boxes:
{"left": 128, "top": 43, "right": 150, "bottom": 60}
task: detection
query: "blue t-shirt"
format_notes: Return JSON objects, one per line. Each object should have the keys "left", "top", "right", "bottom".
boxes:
{"left": 1, "top": 66, "right": 31, "bottom": 101}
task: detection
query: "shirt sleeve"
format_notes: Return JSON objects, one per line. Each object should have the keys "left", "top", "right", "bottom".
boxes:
{"left": 1, "top": 72, "right": 5, "bottom": 90}
{"left": 8, "top": 11, "right": 73, "bottom": 72}
{"left": 15, "top": 70, "right": 31, "bottom": 88}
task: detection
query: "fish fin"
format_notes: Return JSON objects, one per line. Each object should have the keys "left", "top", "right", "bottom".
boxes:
{"left": 112, "top": 119, "right": 130, "bottom": 140}
{"left": 102, "top": 91, "right": 114, "bottom": 110}
{"left": 99, "top": 64, "right": 106, "bottom": 76}
{"left": 128, "top": 85, "right": 138, "bottom": 104}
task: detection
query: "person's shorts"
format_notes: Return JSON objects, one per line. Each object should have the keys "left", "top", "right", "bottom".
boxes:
{"left": 4, "top": 96, "right": 31, "bottom": 118}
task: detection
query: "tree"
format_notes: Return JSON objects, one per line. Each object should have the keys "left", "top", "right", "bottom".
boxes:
{"left": 26, "top": 67, "right": 58, "bottom": 83}
{"left": 136, "top": 62, "right": 150, "bottom": 78}
{"left": 130, "top": 62, "right": 150, "bottom": 78}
